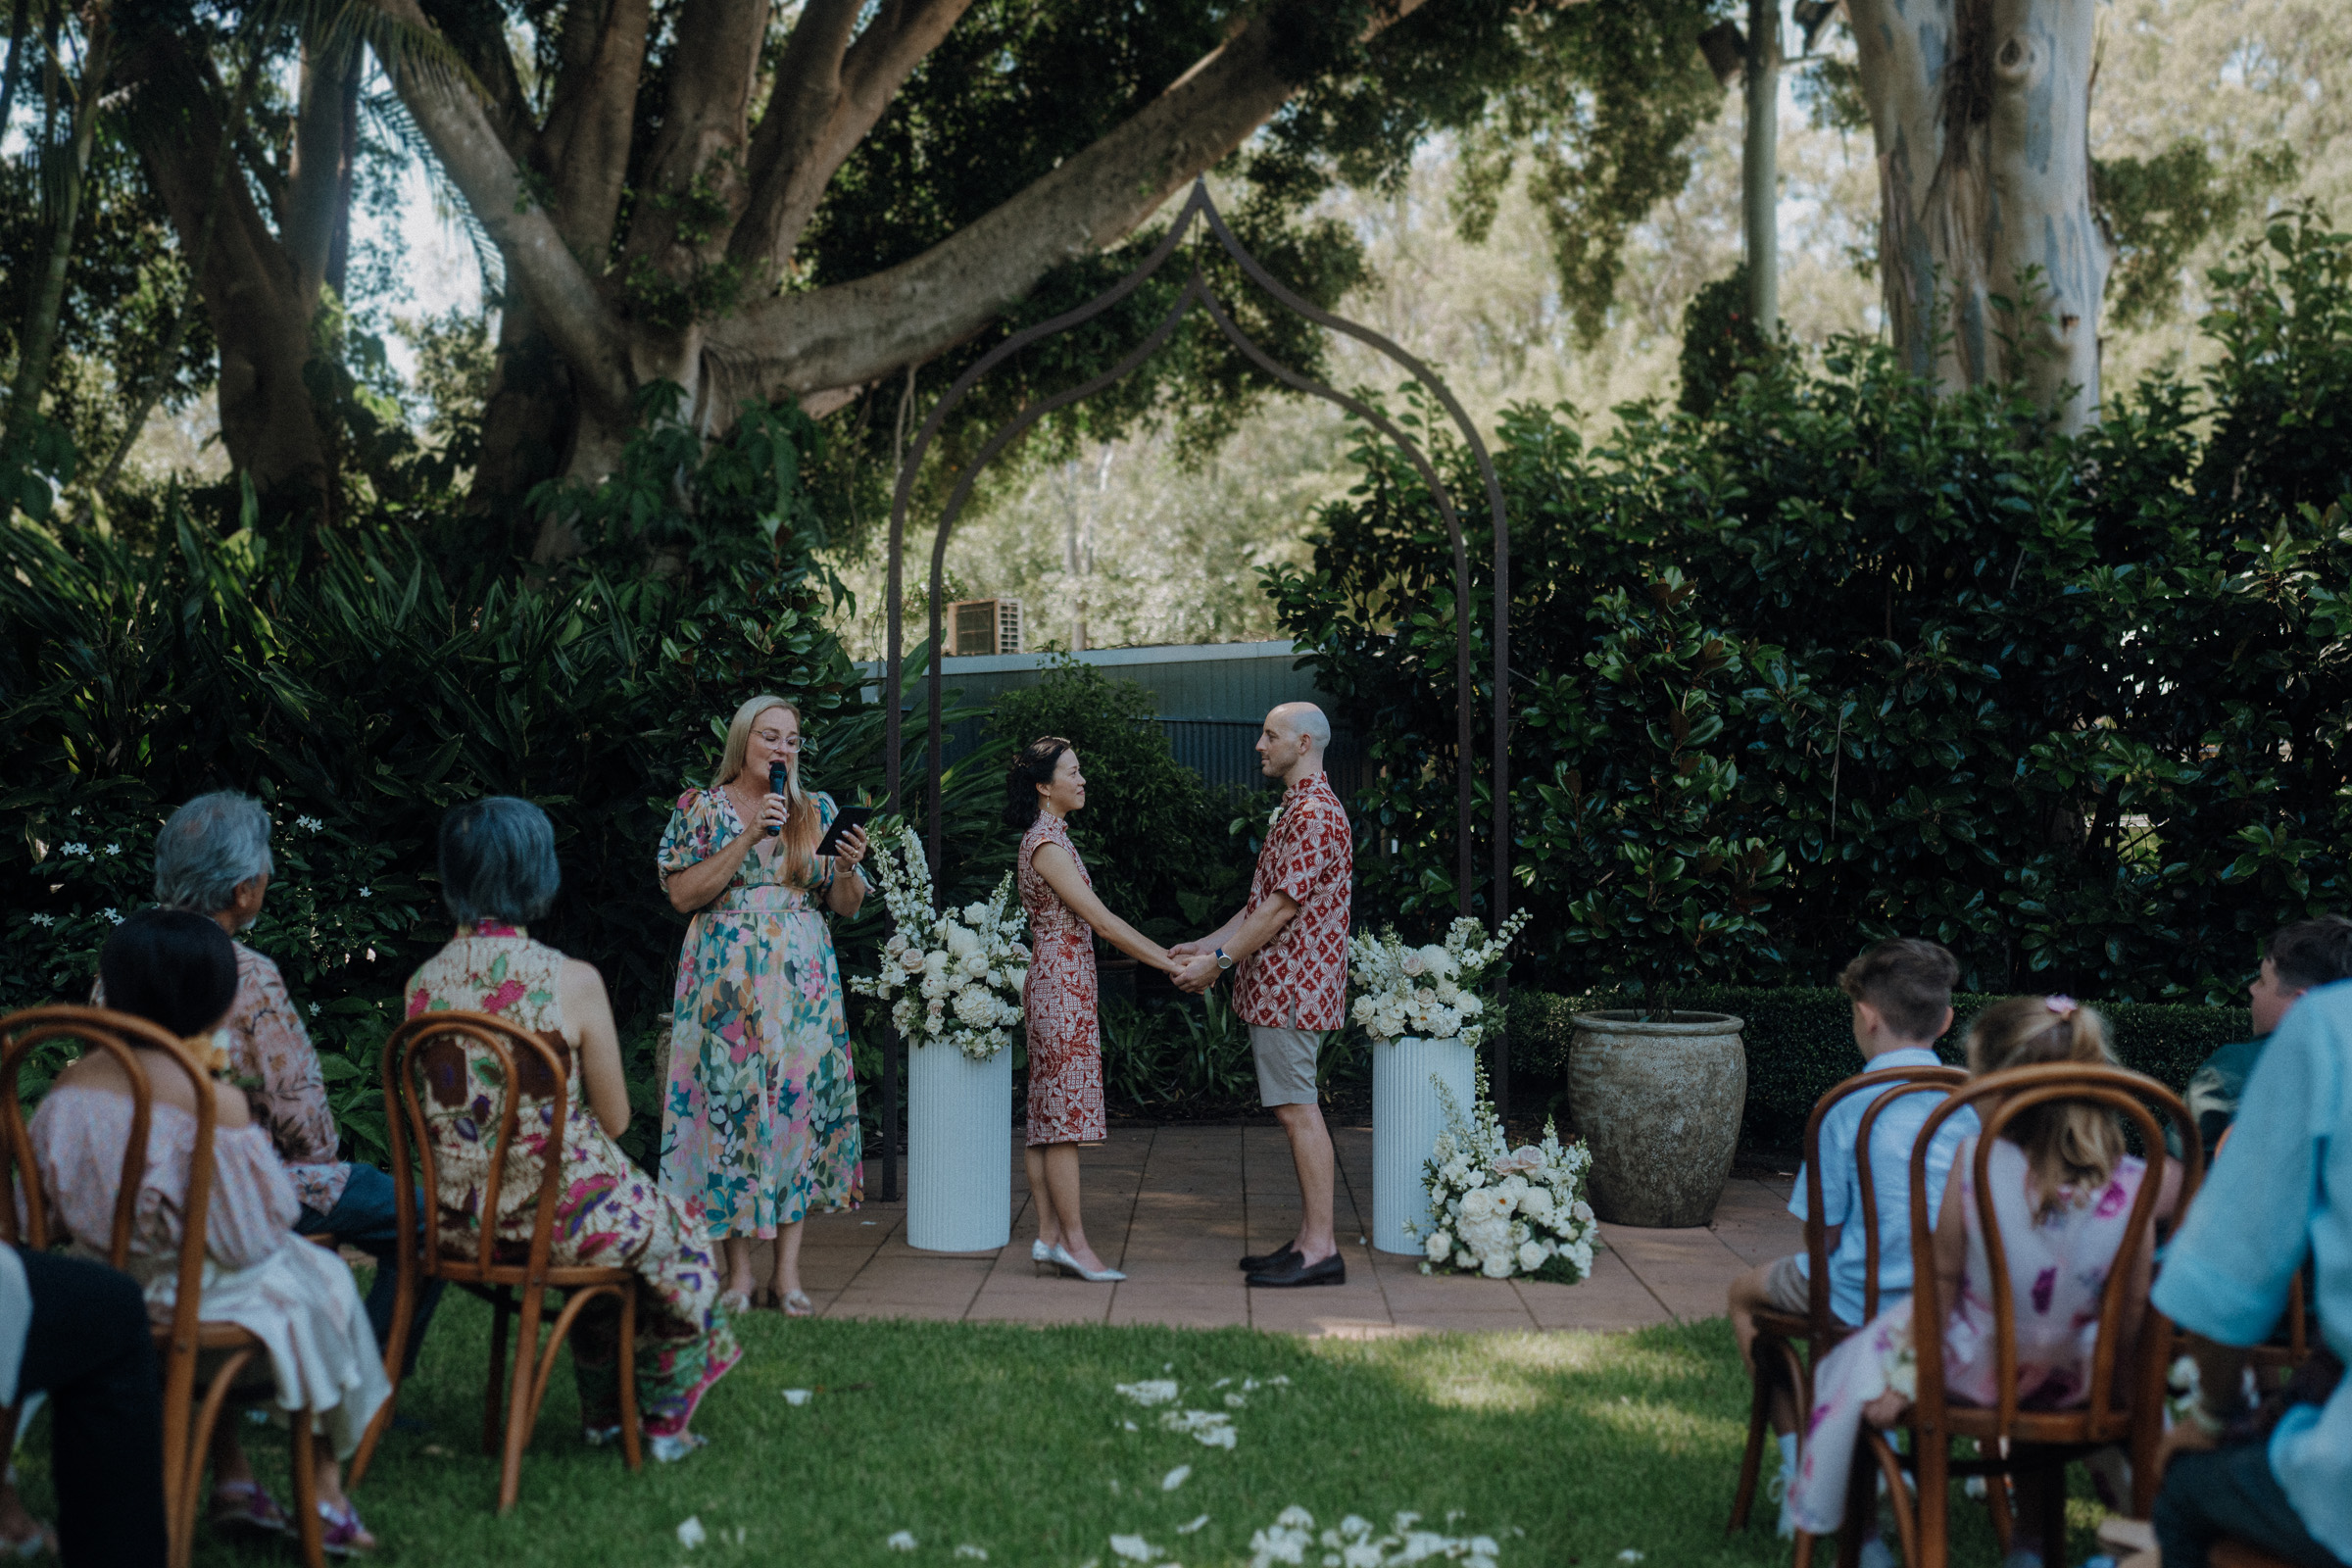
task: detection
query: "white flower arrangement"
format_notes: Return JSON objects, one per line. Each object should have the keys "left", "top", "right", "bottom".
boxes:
{"left": 1408, "top": 1071, "right": 1599, "bottom": 1284}
{"left": 850, "top": 822, "right": 1029, "bottom": 1061}
{"left": 1348, "top": 910, "right": 1531, "bottom": 1047}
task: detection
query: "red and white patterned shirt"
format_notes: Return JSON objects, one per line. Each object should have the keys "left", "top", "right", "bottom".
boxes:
{"left": 1232, "top": 771, "right": 1352, "bottom": 1030}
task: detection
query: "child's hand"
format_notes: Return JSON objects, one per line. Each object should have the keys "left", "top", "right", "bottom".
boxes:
{"left": 1861, "top": 1388, "right": 1912, "bottom": 1428}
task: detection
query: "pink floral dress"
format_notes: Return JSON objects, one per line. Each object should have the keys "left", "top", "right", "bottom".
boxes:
{"left": 1787, "top": 1136, "right": 2149, "bottom": 1533}
{"left": 404, "top": 925, "right": 739, "bottom": 1440}
{"left": 1017, "top": 812, "right": 1105, "bottom": 1147}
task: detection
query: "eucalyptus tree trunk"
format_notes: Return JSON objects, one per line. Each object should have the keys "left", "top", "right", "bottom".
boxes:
{"left": 1846, "top": 0, "right": 2108, "bottom": 429}
{"left": 1741, "top": 0, "right": 1779, "bottom": 333}
{"left": 4, "top": 3, "right": 111, "bottom": 454}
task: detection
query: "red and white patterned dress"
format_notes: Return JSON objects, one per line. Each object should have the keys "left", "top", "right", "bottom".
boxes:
{"left": 1233, "top": 770, "right": 1354, "bottom": 1030}
{"left": 1017, "top": 811, "right": 1106, "bottom": 1147}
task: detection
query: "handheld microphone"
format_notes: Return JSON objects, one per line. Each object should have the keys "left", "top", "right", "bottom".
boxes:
{"left": 767, "top": 772, "right": 786, "bottom": 837}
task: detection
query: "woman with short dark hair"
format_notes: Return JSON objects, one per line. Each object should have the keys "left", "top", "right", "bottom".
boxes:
{"left": 32, "top": 909, "right": 388, "bottom": 1551}
{"left": 1005, "top": 737, "right": 1177, "bottom": 1282}
{"left": 405, "top": 798, "right": 739, "bottom": 1462}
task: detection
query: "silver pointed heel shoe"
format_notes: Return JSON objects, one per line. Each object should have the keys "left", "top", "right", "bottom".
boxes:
{"left": 1032, "top": 1238, "right": 1054, "bottom": 1277}
{"left": 1048, "top": 1243, "right": 1125, "bottom": 1283}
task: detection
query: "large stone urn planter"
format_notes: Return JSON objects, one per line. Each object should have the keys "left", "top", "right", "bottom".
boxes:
{"left": 1567, "top": 1010, "right": 1746, "bottom": 1228}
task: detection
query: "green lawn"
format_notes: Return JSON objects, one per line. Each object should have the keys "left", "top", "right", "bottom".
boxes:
{"left": 17, "top": 1287, "right": 2086, "bottom": 1566}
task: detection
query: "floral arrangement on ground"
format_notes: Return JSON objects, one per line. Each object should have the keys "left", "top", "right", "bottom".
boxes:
{"left": 1409, "top": 1071, "right": 1598, "bottom": 1283}
{"left": 850, "top": 822, "right": 1028, "bottom": 1061}
{"left": 1348, "top": 911, "right": 1530, "bottom": 1046}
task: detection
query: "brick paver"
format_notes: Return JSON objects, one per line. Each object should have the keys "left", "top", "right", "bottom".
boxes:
{"left": 752, "top": 1124, "right": 1798, "bottom": 1336}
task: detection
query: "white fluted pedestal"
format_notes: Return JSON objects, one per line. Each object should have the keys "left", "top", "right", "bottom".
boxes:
{"left": 906, "top": 1043, "right": 1012, "bottom": 1252}
{"left": 1371, "top": 1034, "right": 1478, "bottom": 1255}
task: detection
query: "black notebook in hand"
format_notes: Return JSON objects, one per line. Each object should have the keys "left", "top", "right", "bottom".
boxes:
{"left": 814, "top": 806, "right": 873, "bottom": 858}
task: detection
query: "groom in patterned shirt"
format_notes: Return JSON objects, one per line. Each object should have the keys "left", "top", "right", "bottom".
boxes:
{"left": 1173, "top": 702, "right": 1353, "bottom": 1288}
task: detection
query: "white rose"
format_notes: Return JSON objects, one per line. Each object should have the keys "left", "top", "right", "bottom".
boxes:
{"left": 944, "top": 922, "right": 979, "bottom": 957}
{"left": 1424, "top": 1230, "right": 1452, "bottom": 1262}
{"left": 960, "top": 951, "right": 990, "bottom": 977}
{"left": 885, "top": 932, "right": 907, "bottom": 957}
{"left": 900, "top": 947, "right": 927, "bottom": 972}
{"left": 923, "top": 949, "right": 951, "bottom": 974}
{"left": 920, "top": 969, "right": 952, "bottom": 1000}
{"left": 892, "top": 998, "right": 914, "bottom": 1032}
{"left": 1457, "top": 992, "right": 1483, "bottom": 1016}
{"left": 1434, "top": 979, "right": 1460, "bottom": 1004}
{"left": 962, "top": 902, "right": 990, "bottom": 924}
{"left": 1006, "top": 967, "right": 1028, "bottom": 994}
{"left": 925, "top": 998, "right": 946, "bottom": 1025}
{"left": 1399, "top": 950, "right": 1425, "bottom": 977}
{"left": 1571, "top": 1200, "right": 1594, "bottom": 1224}
{"left": 1516, "top": 1240, "right": 1551, "bottom": 1274}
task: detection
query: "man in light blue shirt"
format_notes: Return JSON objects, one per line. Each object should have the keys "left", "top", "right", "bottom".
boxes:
{"left": 2152, "top": 979, "right": 2352, "bottom": 1568}
{"left": 1728, "top": 938, "right": 1979, "bottom": 1536}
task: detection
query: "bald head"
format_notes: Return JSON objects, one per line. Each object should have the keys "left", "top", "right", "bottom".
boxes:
{"left": 1259, "top": 702, "right": 1331, "bottom": 784}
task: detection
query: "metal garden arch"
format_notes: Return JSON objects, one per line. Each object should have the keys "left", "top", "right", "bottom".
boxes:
{"left": 873, "top": 180, "right": 1511, "bottom": 1200}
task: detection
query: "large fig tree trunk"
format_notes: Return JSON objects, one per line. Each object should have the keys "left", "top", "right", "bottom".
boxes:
{"left": 1846, "top": 0, "right": 2109, "bottom": 429}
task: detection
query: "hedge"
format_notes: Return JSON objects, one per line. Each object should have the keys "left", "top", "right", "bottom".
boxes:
{"left": 1507, "top": 986, "right": 2253, "bottom": 1154}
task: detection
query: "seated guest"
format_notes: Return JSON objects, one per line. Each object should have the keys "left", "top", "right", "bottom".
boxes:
{"left": 0, "top": 1245, "right": 170, "bottom": 1563}
{"left": 97, "top": 791, "right": 443, "bottom": 1367}
{"left": 404, "top": 797, "right": 738, "bottom": 1460}
{"left": 2180, "top": 916, "right": 2352, "bottom": 1157}
{"left": 2151, "top": 980, "right": 2351, "bottom": 1568}
{"left": 1786, "top": 997, "right": 2182, "bottom": 1558}
{"left": 41, "top": 910, "right": 388, "bottom": 1550}
{"left": 1727, "top": 938, "right": 1977, "bottom": 1534}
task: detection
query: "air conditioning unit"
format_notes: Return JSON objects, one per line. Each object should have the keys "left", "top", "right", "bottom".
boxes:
{"left": 948, "top": 598, "right": 1021, "bottom": 657}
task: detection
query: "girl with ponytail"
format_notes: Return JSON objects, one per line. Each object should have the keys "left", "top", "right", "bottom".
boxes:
{"left": 1786, "top": 995, "right": 2183, "bottom": 1540}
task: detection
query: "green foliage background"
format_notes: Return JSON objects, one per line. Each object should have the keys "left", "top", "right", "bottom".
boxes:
{"left": 1272, "top": 211, "right": 2352, "bottom": 1006}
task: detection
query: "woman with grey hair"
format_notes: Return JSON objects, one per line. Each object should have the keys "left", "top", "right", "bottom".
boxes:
{"left": 403, "top": 798, "right": 739, "bottom": 1461}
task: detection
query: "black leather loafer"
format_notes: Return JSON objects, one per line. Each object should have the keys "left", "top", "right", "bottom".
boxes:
{"left": 1238, "top": 1245, "right": 1299, "bottom": 1273}
{"left": 1247, "top": 1251, "right": 1346, "bottom": 1288}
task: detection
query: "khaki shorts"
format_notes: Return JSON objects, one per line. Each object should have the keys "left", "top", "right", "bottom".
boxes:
{"left": 1250, "top": 1005, "right": 1320, "bottom": 1106}
{"left": 1763, "top": 1252, "right": 1811, "bottom": 1315}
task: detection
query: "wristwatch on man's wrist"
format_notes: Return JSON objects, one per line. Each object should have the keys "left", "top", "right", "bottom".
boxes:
{"left": 1214, "top": 947, "right": 1235, "bottom": 971}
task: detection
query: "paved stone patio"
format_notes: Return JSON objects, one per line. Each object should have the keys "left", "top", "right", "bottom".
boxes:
{"left": 758, "top": 1123, "right": 1799, "bottom": 1336}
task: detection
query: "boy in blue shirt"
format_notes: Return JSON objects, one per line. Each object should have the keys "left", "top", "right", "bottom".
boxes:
{"left": 1728, "top": 938, "right": 1978, "bottom": 1537}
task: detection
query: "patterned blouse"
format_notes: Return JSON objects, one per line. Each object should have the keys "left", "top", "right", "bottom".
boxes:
{"left": 95, "top": 942, "right": 347, "bottom": 1215}
{"left": 1233, "top": 770, "right": 1354, "bottom": 1030}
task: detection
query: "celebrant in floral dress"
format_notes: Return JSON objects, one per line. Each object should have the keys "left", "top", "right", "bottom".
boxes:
{"left": 406, "top": 797, "right": 739, "bottom": 1462}
{"left": 1008, "top": 737, "right": 1180, "bottom": 1282}
{"left": 660, "top": 695, "right": 870, "bottom": 1316}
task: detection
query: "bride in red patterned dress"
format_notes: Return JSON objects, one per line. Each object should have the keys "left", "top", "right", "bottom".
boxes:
{"left": 1007, "top": 737, "right": 1181, "bottom": 1282}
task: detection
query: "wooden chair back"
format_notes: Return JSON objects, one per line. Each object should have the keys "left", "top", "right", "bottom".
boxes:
{"left": 382, "top": 1009, "right": 575, "bottom": 1301}
{"left": 1798, "top": 1063, "right": 1971, "bottom": 1342}
{"left": 1906, "top": 1062, "right": 2202, "bottom": 1450}
{"left": 0, "top": 1005, "right": 220, "bottom": 1563}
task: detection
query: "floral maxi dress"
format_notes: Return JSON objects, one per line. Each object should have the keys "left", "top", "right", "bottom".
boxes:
{"left": 404, "top": 926, "right": 740, "bottom": 1440}
{"left": 1018, "top": 811, "right": 1105, "bottom": 1147}
{"left": 659, "top": 787, "right": 863, "bottom": 1235}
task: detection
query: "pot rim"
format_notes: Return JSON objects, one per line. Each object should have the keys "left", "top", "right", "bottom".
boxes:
{"left": 1569, "top": 1009, "right": 1746, "bottom": 1036}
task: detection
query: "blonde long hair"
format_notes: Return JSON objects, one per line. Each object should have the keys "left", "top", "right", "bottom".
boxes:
{"left": 1964, "top": 995, "right": 2127, "bottom": 1217}
{"left": 713, "top": 695, "right": 823, "bottom": 886}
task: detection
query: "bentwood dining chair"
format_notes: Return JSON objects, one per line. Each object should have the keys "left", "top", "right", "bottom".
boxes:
{"left": 0, "top": 1004, "right": 329, "bottom": 1568}
{"left": 350, "top": 1008, "right": 642, "bottom": 1511}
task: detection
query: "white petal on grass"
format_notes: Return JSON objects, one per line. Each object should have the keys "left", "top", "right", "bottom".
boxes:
{"left": 886, "top": 1531, "right": 918, "bottom": 1551}
{"left": 782, "top": 1388, "right": 811, "bottom": 1405}
{"left": 1618, "top": 1552, "right": 1645, "bottom": 1563}
{"left": 1115, "top": 1380, "right": 1180, "bottom": 1407}
{"left": 675, "top": 1517, "right": 706, "bottom": 1548}
{"left": 955, "top": 1546, "right": 989, "bottom": 1560}
{"left": 1276, "top": 1506, "right": 1315, "bottom": 1530}
{"left": 1110, "top": 1534, "right": 1159, "bottom": 1561}
{"left": 1223, "top": 1393, "right": 1249, "bottom": 1408}
{"left": 1122, "top": 1420, "right": 1139, "bottom": 1433}
{"left": 1159, "top": 1409, "right": 1237, "bottom": 1448}
{"left": 1161, "top": 1464, "right": 1193, "bottom": 1492}
{"left": 1177, "top": 1515, "right": 1210, "bottom": 1535}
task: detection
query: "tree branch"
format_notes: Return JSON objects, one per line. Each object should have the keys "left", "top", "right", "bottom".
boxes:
{"left": 285, "top": 31, "right": 359, "bottom": 307}
{"left": 706, "top": 0, "right": 1429, "bottom": 401}
{"left": 619, "top": 0, "right": 767, "bottom": 269}
{"left": 729, "top": 0, "right": 970, "bottom": 274}
{"left": 370, "top": 0, "right": 631, "bottom": 418}
{"left": 540, "top": 0, "right": 650, "bottom": 257}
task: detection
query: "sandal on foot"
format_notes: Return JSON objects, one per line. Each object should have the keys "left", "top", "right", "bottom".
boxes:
{"left": 318, "top": 1499, "right": 375, "bottom": 1557}
{"left": 782, "top": 1289, "right": 813, "bottom": 1317}
{"left": 211, "top": 1481, "right": 289, "bottom": 1534}
{"left": 582, "top": 1423, "right": 623, "bottom": 1446}
{"left": 717, "top": 1287, "right": 752, "bottom": 1315}
{"left": 648, "top": 1430, "right": 710, "bottom": 1463}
